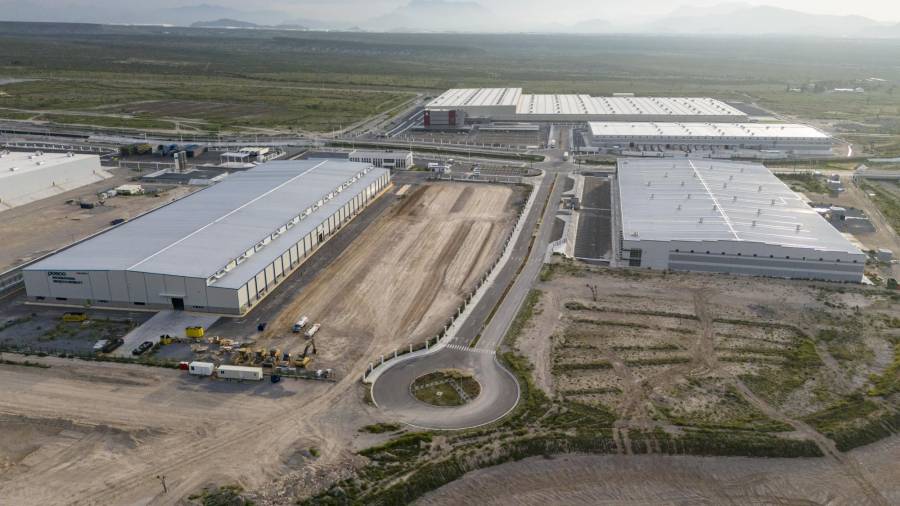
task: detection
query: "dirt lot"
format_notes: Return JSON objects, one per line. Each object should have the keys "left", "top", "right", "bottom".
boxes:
{"left": 0, "top": 181, "right": 523, "bottom": 505}
{"left": 417, "top": 437, "right": 900, "bottom": 505}
{"left": 0, "top": 167, "right": 195, "bottom": 271}
{"left": 519, "top": 263, "right": 900, "bottom": 449}
{"left": 250, "top": 182, "right": 523, "bottom": 368}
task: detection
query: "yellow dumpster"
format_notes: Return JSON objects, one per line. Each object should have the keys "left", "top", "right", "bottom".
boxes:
{"left": 185, "top": 326, "right": 205, "bottom": 338}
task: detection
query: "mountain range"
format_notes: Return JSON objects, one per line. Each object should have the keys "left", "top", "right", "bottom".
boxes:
{"left": 4, "top": 0, "right": 899, "bottom": 37}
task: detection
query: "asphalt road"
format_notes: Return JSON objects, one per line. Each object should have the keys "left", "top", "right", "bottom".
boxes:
{"left": 372, "top": 152, "right": 570, "bottom": 429}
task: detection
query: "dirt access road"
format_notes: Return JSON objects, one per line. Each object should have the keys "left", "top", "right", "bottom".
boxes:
{"left": 0, "top": 167, "right": 195, "bottom": 271}
{"left": 417, "top": 438, "right": 900, "bottom": 505}
{"left": 0, "top": 182, "right": 522, "bottom": 505}
{"left": 253, "top": 182, "right": 523, "bottom": 368}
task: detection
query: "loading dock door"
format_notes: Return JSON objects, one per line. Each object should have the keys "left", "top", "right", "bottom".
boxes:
{"left": 171, "top": 297, "right": 185, "bottom": 311}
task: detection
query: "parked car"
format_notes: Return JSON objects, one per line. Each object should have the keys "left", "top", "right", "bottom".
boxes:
{"left": 100, "top": 338, "right": 124, "bottom": 353}
{"left": 291, "top": 316, "right": 309, "bottom": 333}
{"left": 132, "top": 341, "right": 154, "bottom": 356}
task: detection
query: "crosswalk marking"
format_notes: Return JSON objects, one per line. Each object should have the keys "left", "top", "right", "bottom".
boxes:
{"left": 445, "top": 343, "right": 496, "bottom": 355}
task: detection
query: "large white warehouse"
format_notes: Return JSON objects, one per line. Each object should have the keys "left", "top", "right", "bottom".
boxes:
{"left": 616, "top": 159, "right": 864, "bottom": 282}
{"left": 0, "top": 151, "right": 109, "bottom": 212}
{"left": 426, "top": 88, "right": 748, "bottom": 122}
{"left": 589, "top": 122, "right": 832, "bottom": 155}
{"left": 24, "top": 160, "right": 391, "bottom": 315}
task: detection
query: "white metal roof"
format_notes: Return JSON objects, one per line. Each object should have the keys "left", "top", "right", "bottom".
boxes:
{"left": 27, "top": 160, "right": 388, "bottom": 286}
{"left": 427, "top": 89, "right": 746, "bottom": 118}
{"left": 0, "top": 151, "right": 97, "bottom": 179}
{"left": 617, "top": 159, "right": 861, "bottom": 254}
{"left": 520, "top": 96, "right": 745, "bottom": 117}
{"left": 590, "top": 122, "right": 829, "bottom": 139}
{"left": 428, "top": 88, "right": 522, "bottom": 109}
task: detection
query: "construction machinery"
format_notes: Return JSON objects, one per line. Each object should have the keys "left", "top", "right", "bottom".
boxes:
{"left": 296, "top": 339, "right": 317, "bottom": 368}
{"left": 233, "top": 347, "right": 254, "bottom": 365}
{"left": 62, "top": 312, "right": 88, "bottom": 322}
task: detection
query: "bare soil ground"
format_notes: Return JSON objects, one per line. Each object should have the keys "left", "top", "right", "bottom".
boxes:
{"left": 254, "top": 182, "right": 521, "bottom": 368}
{"left": 416, "top": 437, "right": 900, "bottom": 505}
{"left": 0, "top": 168, "right": 195, "bottom": 271}
{"left": 525, "top": 265, "right": 898, "bottom": 424}
{"left": 0, "top": 182, "right": 521, "bottom": 505}
{"left": 510, "top": 264, "right": 899, "bottom": 504}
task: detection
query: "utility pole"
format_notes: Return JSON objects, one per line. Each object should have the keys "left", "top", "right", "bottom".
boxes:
{"left": 156, "top": 475, "right": 167, "bottom": 494}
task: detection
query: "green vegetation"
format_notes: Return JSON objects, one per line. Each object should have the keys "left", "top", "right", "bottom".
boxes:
{"left": 188, "top": 484, "right": 253, "bottom": 506}
{"left": 859, "top": 180, "right": 900, "bottom": 233}
{"left": 359, "top": 423, "right": 403, "bottom": 434}
{"left": 740, "top": 338, "right": 822, "bottom": 405}
{"left": 803, "top": 394, "right": 900, "bottom": 451}
{"left": 504, "top": 289, "right": 543, "bottom": 347}
{"left": 656, "top": 385, "right": 793, "bottom": 432}
{"left": 565, "top": 301, "right": 699, "bottom": 321}
{"left": 776, "top": 173, "right": 829, "bottom": 194}
{"left": 2, "top": 24, "right": 900, "bottom": 147}
{"left": 868, "top": 342, "right": 900, "bottom": 397}
{"left": 0, "top": 358, "right": 51, "bottom": 369}
{"left": 411, "top": 370, "right": 481, "bottom": 407}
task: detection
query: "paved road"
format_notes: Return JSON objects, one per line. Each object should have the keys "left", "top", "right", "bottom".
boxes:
{"left": 372, "top": 152, "right": 571, "bottom": 429}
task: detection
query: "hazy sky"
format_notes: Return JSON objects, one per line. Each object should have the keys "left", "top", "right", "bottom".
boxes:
{"left": 2, "top": 0, "right": 900, "bottom": 25}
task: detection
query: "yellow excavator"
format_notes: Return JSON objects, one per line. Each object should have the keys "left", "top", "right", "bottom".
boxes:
{"left": 296, "top": 339, "right": 316, "bottom": 368}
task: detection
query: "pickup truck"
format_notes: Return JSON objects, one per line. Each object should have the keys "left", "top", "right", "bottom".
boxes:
{"left": 292, "top": 316, "right": 310, "bottom": 333}
{"left": 100, "top": 338, "right": 124, "bottom": 353}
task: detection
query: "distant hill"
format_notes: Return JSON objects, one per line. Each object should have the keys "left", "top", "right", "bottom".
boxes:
{"left": 644, "top": 5, "right": 881, "bottom": 37}
{"left": 190, "top": 18, "right": 258, "bottom": 29}
{"left": 365, "top": 0, "right": 496, "bottom": 32}
{"left": 568, "top": 18, "right": 614, "bottom": 34}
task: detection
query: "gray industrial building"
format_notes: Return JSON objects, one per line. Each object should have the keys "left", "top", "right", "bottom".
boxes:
{"left": 588, "top": 122, "right": 832, "bottom": 155}
{"left": 0, "top": 151, "right": 109, "bottom": 212}
{"left": 24, "top": 160, "right": 391, "bottom": 315}
{"left": 616, "top": 159, "right": 864, "bottom": 282}
{"left": 348, "top": 149, "right": 413, "bottom": 169}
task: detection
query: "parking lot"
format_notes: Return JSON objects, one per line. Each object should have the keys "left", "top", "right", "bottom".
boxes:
{"left": 573, "top": 175, "right": 612, "bottom": 260}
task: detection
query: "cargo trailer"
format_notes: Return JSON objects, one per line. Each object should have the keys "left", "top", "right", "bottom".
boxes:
{"left": 189, "top": 361, "right": 215, "bottom": 376}
{"left": 216, "top": 365, "right": 263, "bottom": 381}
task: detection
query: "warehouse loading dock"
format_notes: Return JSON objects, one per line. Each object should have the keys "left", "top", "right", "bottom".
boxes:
{"left": 23, "top": 160, "right": 392, "bottom": 315}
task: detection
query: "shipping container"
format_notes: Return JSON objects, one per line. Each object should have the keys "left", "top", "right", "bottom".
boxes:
{"left": 216, "top": 365, "right": 263, "bottom": 381}
{"left": 189, "top": 361, "right": 215, "bottom": 376}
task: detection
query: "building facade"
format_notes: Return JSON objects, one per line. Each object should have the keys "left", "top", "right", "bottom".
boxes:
{"left": 348, "top": 149, "right": 413, "bottom": 169}
{"left": 589, "top": 122, "right": 832, "bottom": 155}
{"left": 24, "top": 160, "right": 392, "bottom": 315}
{"left": 616, "top": 159, "right": 865, "bottom": 282}
{"left": 0, "top": 151, "right": 108, "bottom": 211}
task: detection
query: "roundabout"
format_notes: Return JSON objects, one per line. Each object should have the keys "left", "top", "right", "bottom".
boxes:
{"left": 410, "top": 369, "right": 481, "bottom": 407}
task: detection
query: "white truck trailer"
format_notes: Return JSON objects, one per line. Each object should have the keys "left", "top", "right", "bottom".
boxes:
{"left": 188, "top": 361, "right": 215, "bottom": 376}
{"left": 217, "top": 365, "right": 263, "bottom": 381}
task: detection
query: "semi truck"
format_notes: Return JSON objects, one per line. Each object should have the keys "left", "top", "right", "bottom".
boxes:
{"left": 216, "top": 365, "right": 263, "bottom": 381}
